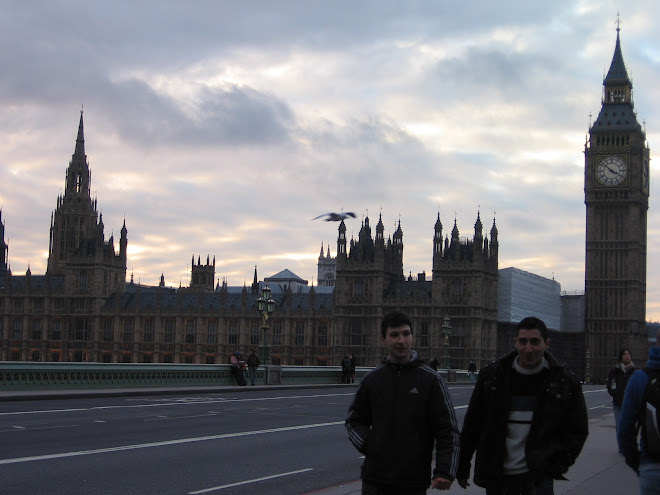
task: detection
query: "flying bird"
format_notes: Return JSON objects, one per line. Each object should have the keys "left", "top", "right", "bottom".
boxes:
{"left": 311, "top": 212, "right": 357, "bottom": 222}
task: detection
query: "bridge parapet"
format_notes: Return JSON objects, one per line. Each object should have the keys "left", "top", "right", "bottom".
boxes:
{"left": 0, "top": 362, "right": 468, "bottom": 390}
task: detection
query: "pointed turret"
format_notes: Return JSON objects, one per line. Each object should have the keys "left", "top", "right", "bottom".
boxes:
{"left": 604, "top": 25, "right": 631, "bottom": 88}
{"left": 375, "top": 213, "right": 385, "bottom": 248}
{"left": 451, "top": 218, "right": 459, "bottom": 242}
{"left": 337, "top": 220, "right": 347, "bottom": 258}
{"left": 0, "top": 209, "right": 7, "bottom": 273}
{"left": 119, "top": 219, "right": 128, "bottom": 258}
{"left": 393, "top": 219, "right": 403, "bottom": 245}
{"left": 489, "top": 217, "right": 498, "bottom": 259}
{"left": 592, "top": 23, "right": 642, "bottom": 136}
{"left": 434, "top": 212, "right": 443, "bottom": 255}
{"left": 74, "top": 110, "right": 86, "bottom": 158}
{"left": 251, "top": 265, "right": 259, "bottom": 293}
{"left": 474, "top": 211, "right": 484, "bottom": 254}
{"left": 65, "top": 110, "right": 91, "bottom": 197}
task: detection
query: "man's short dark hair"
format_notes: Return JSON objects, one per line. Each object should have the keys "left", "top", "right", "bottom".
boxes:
{"left": 618, "top": 348, "right": 631, "bottom": 362}
{"left": 516, "top": 316, "right": 548, "bottom": 341}
{"left": 381, "top": 310, "right": 413, "bottom": 338}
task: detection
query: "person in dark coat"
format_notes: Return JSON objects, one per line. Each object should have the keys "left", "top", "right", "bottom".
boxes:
{"left": 349, "top": 354, "right": 356, "bottom": 383}
{"left": 457, "top": 316, "right": 588, "bottom": 495}
{"left": 607, "top": 348, "right": 635, "bottom": 433}
{"left": 346, "top": 310, "right": 460, "bottom": 493}
{"left": 468, "top": 361, "right": 477, "bottom": 382}
{"left": 246, "top": 349, "right": 260, "bottom": 386}
{"left": 341, "top": 354, "right": 351, "bottom": 384}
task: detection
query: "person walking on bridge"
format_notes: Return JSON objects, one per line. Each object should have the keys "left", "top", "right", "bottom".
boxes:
{"left": 345, "top": 310, "right": 460, "bottom": 493}
{"left": 607, "top": 348, "right": 635, "bottom": 436}
{"left": 457, "top": 316, "right": 588, "bottom": 495}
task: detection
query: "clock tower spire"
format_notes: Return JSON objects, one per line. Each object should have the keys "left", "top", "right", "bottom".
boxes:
{"left": 584, "top": 23, "right": 649, "bottom": 381}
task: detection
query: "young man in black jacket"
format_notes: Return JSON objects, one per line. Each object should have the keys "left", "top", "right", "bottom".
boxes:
{"left": 345, "top": 310, "right": 460, "bottom": 494}
{"left": 457, "top": 316, "right": 588, "bottom": 495}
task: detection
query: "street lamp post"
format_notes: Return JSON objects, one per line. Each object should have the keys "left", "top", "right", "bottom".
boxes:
{"left": 441, "top": 315, "right": 452, "bottom": 370}
{"left": 256, "top": 284, "right": 275, "bottom": 366}
{"left": 585, "top": 348, "right": 591, "bottom": 384}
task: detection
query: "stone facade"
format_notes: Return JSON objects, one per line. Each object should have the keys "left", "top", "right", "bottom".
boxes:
{"left": 0, "top": 113, "right": 499, "bottom": 368}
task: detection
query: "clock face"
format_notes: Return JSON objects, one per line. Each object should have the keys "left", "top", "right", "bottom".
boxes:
{"left": 596, "top": 156, "right": 628, "bottom": 186}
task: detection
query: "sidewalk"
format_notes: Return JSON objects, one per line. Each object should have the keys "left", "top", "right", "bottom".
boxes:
{"left": 311, "top": 412, "right": 638, "bottom": 494}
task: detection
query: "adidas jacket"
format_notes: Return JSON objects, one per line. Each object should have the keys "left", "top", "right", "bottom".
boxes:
{"left": 345, "top": 352, "right": 460, "bottom": 488}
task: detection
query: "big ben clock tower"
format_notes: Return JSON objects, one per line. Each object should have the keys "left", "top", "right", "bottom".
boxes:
{"left": 585, "top": 24, "right": 650, "bottom": 381}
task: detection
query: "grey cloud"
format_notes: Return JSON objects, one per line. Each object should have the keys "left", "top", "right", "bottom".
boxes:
{"left": 92, "top": 78, "right": 295, "bottom": 147}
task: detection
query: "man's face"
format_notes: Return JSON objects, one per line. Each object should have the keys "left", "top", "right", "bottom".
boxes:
{"left": 621, "top": 350, "right": 632, "bottom": 365}
{"left": 381, "top": 324, "right": 413, "bottom": 364}
{"left": 514, "top": 328, "right": 549, "bottom": 370}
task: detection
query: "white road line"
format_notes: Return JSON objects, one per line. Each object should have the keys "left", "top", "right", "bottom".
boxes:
{"left": 583, "top": 388, "right": 607, "bottom": 394}
{"left": 0, "top": 393, "right": 356, "bottom": 417}
{"left": 189, "top": 468, "right": 313, "bottom": 494}
{"left": 3, "top": 424, "right": 79, "bottom": 433}
{"left": 589, "top": 405, "right": 608, "bottom": 410}
{"left": 0, "top": 421, "right": 344, "bottom": 465}
{"left": 144, "top": 413, "right": 218, "bottom": 421}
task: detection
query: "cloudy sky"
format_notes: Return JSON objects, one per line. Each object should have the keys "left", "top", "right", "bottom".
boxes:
{"left": 2, "top": 1, "right": 660, "bottom": 318}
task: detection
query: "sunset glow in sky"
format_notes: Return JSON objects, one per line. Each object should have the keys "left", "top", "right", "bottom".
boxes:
{"left": 3, "top": 2, "right": 660, "bottom": 319}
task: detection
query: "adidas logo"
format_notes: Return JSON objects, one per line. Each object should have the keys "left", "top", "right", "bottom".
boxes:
{"left": 409, "top": 387, "right": 419, "bottom": 394}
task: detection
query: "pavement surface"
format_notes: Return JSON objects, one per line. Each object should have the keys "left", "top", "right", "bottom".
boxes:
{"left": 0, "top": 385, "right": 640, "bottom": 494}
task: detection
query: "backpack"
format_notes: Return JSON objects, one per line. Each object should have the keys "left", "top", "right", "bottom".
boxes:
{"left": 641, "top": 368, "right": 660, "bottom": 456}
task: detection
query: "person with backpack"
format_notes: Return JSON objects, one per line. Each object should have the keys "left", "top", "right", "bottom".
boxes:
{"left": 618, "top": 328, "right": 660, "bottom": 494}
{"left": 607, "top": 348, "right": 636, "bottom": 433}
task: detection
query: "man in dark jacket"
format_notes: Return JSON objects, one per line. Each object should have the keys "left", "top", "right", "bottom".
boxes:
{"left": 246, "top": 349, "right": 260, "bottom": 386}
{"left": 346, "top": 310, "right": 460, "bottom": 493}
{"left": 607, "top": 348, "right": 635, "bottom": 433}
{"left": 457, "top": 316, "right": 588, "bottom": 495}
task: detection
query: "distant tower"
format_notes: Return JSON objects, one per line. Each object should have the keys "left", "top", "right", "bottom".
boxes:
{"left": 317, "top": 242, "right": 336, "bottom": 287}
{"left": 432, "top": 212, "right": 499, "bottom": 365}
{"left": 584, "top": 24, "right": 650, "bottom": 380}
{"left": 333, "top": 213, "right": 405, "bottom": 364}
{"left": 189, "top": 254, "right": 215, "bottom": 292}
{"left": 46, "top": 111, "right": 127, "bottom": 298}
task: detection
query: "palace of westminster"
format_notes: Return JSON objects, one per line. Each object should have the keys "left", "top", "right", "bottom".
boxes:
{"left": 0, "top": 28, "right": 652, "bottom": 381}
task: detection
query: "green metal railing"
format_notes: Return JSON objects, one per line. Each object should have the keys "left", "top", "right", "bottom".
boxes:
{"left": 0, "top": 362, "right": 469, "bottom": 390}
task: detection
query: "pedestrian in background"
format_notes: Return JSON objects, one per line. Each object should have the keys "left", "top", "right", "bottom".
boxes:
{"left": 618, "top": 328, "right": 660, "bottom": 495}
{"left": 341, "top": 354, "right": 352, "bottom": 384}
{"left": 468, "top": 361, "right": 477, "bottom": 383}
{"left": 349, "top": 354, "right": 356, "bottom": 383}
{"left": 607, "top": 348, "right": 635, "bottom": 433}
{"left": 246, "top": 349, "right": 260, "bottom": 386}
{"left": 346, "top": 310, "right": 460, "bottom": 493}
{"left": 457, "top": 316, "right": 588, "bottom": 495}
{"left": 230, "top": 352, "right": 247, "bottom": 386}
